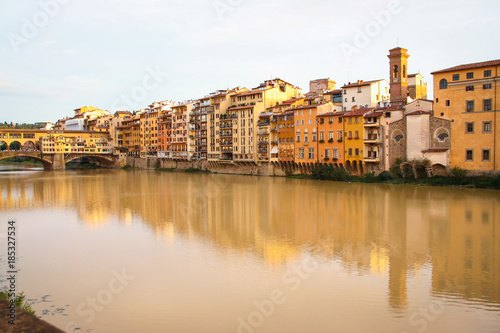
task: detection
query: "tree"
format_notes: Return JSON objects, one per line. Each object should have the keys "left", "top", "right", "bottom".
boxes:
{"left": 9, "top": 141, "right": 21, "bottom": 150}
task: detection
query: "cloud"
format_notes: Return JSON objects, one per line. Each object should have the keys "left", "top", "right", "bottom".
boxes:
{"left": 40, "top": 40, "right": 57, "bottom": 48}
{"left": 62, "top": 48, "right": 81, "bottom": 55}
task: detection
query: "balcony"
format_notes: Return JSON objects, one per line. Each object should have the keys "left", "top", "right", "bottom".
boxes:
{"left": 364, "top": 133, "right": 380, "bottom": 143}
{"left": 364, "top": 120, "right": 379, "bottom": 127}
{"left": 364, "top": 152, "right": 380, "bottom": 163}
{"left": 258, "top": 141, "right": 268, "bottom": 146}
{"left": 258, "top": 131, "right": 269, "bottom": 136}
{"left": 258, "top": 121, "right": 270, "bottom": 127}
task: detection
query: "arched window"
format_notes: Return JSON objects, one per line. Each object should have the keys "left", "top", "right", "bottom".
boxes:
{"left": 394, "top": 134, "right": 404, "bottom": 142}
{"left": 437, "top": 132, "right": 449, "bottom": 141}
{"left": 439, "top": 79, "right": 448, "bottom": 89}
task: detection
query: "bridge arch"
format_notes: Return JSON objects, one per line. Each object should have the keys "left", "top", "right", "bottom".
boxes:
{"left": 0, "top": 152, "right": 53, "bottom": 169}
{"left": 9, "top": 141, "right": 22, "bottom": 151}
{"left": 64, "top": 154, "right": 116, "bottom": 167}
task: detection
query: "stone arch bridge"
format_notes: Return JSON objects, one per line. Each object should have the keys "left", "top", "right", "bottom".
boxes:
{"left": 0, "top": 151, "right": 121, "bottom": 171}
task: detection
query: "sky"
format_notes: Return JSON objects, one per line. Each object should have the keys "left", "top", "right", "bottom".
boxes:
{"left": 0, "top": 0, "right": 499, "bottom": 124}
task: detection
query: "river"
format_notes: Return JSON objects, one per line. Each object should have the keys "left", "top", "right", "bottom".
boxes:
{"left": 0, "top": 164, "right": 499, "bottom": 333}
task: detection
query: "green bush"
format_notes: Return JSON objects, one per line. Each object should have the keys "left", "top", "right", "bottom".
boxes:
{"left": 310, "top": 165, "right": 351, "bottom": 181}
{"left": 0, "top": 291, "right": 36, "bottom": 315}
{"left": 451, "top": 166, "right": 467, "bottom": 178}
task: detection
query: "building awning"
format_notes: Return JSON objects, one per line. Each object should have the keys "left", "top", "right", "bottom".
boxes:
{"left": 271, "top": 146, "right": 278, "bottom": 154}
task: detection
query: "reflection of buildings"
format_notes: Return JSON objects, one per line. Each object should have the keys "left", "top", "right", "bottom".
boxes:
{"left": 1, "top": 171, "right": 499, "bottom": 312}
{"left": 431, "top": 193, "right": 500, "bottom": 304}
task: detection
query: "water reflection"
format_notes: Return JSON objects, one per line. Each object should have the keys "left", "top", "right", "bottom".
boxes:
{"left": 1, "top": 169, "right": 499, "bottom": 314}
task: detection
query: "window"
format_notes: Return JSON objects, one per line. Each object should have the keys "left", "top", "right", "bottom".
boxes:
{"left": 308, "top": 148, "right": 314, "bottom": 159}
{"left": 309, "top": 109, "right": 312, "bottom": 115}
{"left": 484, "top": 83, "right": 492, "bottom": 89}
{"left": 439, "top": 79, "right": 448, "bottom": 89}
{"left": 338, "top": 131, "right": 343, "bottom": 140}
{"left": 344, "top": 89, "right": 347, "bottom": 94}
{"left": 325, "top": 149, "right": 330, "bottom": 158}
{"left": 465, "top": 122, "right": 474, "bottom": 133}
{"left": 482, "top": 149, "right": 490, "bottom": 161}
{"left": 338, "top": 117, "right": 343, "bottom": 123}
{"left": 466, "top": 72, "right": 474, "bottom": 79}
{"left": 466, "top": 85, "right": 474, "bottom": 91}
{"left": 301, "top": 120, "right": 304, "bottom": 125}
{"left": 446, "top": 100, "right": 450, "bottom": 106}
{"left": 348, "top": 148, "right": 353, "bottom": 156}
{"left": 483, "top": 121, "right": 492, "bottom": 133}
{"left": 466, "top": 150, "right": 473, "bottom": 161}
{"left": 320, "top": 132, "right": 325, "bottom": 141}
{"left": 348, "top": 131, "right": 352, "bottom": 139}
{"left": 333, "top": 148, "right": 338, "bottom": 159}
{"left": 309, "top": 119, "right": 312, "bottom": 125}
{"left": 298, "top": 148, "right": 304, "bottom": 159}
{"left": 483, "top": 99, "right": 492, "bottom": 111}
{"left": 352, "top": 97, "right": 356, "bottom": 102}
{"left": 355, "top": 148, "right": 359, "bottom": 156}
{"left": 296, "top": 135, "right": 300, "bottom": 142}
{"left": 312, "top": 134, "right": 317, "bottom": 142}
{"left": 328, "top": 131, "right": 334, "bottom": 140}
{"left": 452, "top": 74, "right": 460, "bottom": 81}
{"left": 385, "top": 112, "right": 391, "bottom": 118}
{"left": 354, "top": 131, "right": 359, "bottom": 139}
{"left": 394, "top": 134, "right": 404, "bottom": 142}
{"left": 304, "top": 135, "right": 308, "bottom": 142}
{"left": 437, "top": 132, "right": 449, "bottom": 141}
{"left": 357, "top": 87, "right": 362, "bottom": 93}
{"left": 345, "top": 98, "right": 347, "bottom": 102}
{"left": 484, "top": 70, "right": 492, "bottom": 77}
{"left": 466, "top": 100, "right": 474, "bottom": 112}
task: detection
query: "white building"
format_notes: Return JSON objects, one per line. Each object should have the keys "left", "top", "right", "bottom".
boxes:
{"left": 341, "top": 79, "right": 390, "bottom": 112}
{"left": 65, "top": 118, "right": 85, "bottom": 131}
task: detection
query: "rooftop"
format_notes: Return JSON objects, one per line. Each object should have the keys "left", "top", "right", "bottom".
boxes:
{"left": 431, "top": 59, "right": 500, "bottom": 74}
{"left": 341, "top": 79, "right": 384, "bottom": 89}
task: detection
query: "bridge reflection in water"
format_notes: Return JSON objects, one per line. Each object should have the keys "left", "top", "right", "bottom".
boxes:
{"left": 1, "top": 169, "right": 499, "bottom": 316}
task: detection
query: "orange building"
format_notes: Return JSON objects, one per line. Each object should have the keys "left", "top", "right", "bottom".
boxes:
{"left": 292, "top": 103, "right": 334, "bottom": 166}
{"left": 344, "top": 108, "right": 372, "bottom": 174}
{"left": 277, "top": 110, "right": 294, "bottom": 163}
{"left": 316, "top": 111, "right": 346, "bottom": 166}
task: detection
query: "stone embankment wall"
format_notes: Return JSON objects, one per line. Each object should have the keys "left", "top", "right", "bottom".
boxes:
{"left": 125, "top": 157, "right": 289, "bottom": 177}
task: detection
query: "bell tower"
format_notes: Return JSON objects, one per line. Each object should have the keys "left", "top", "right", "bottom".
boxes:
{"left": 388, "top": 47, "right": 409, "bottom": 106}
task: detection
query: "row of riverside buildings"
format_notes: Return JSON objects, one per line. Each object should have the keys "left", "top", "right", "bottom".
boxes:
{"left": 48, "top": 47, "right": 500, "bottom": 175}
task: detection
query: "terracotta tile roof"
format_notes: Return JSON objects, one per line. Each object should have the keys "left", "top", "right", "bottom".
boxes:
{"left": 341, "top": 79, "right": 383, "bottom": 89}
{"left": 364, "top": 111, "right": 384, "bottom": 118}
{"left": 406, "top": 110, "right": 432, "bottom": 116}
{"left": 431, "top": 59, "right": 500, "bottom": 74}
{"left": 344, "top": 108, "right": 373, "bottom": 117}
{"left": 227, "top": 105, "right": 255, "bottom": 110}
{"left": 317, "top": 111, "right": 345, "bottom": 117}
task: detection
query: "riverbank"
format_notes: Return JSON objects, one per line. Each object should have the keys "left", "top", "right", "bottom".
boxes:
{"left": 288, "top": 166, "right": 500, "bottom": 190}
{"left": 121, "top": 161, "right": 500, "bottom": 190}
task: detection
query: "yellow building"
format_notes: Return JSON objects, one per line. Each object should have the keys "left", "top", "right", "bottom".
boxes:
{"left": 432, "top": 59, "right": 500, "bottom": 172}
{"left": 228, "top": 79, "right": 302, "bottom": 163}
{"left": 116, "top": 116, "right": 141, "bottom": 156}
{"left": 344, "top": 108, "right": 371, "bottom": 174}
{"left": 0, "top": 129, "right": 47, "bottom": 150}
{"left": 40, "top": 131, "right": 112, "bottom": 154}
